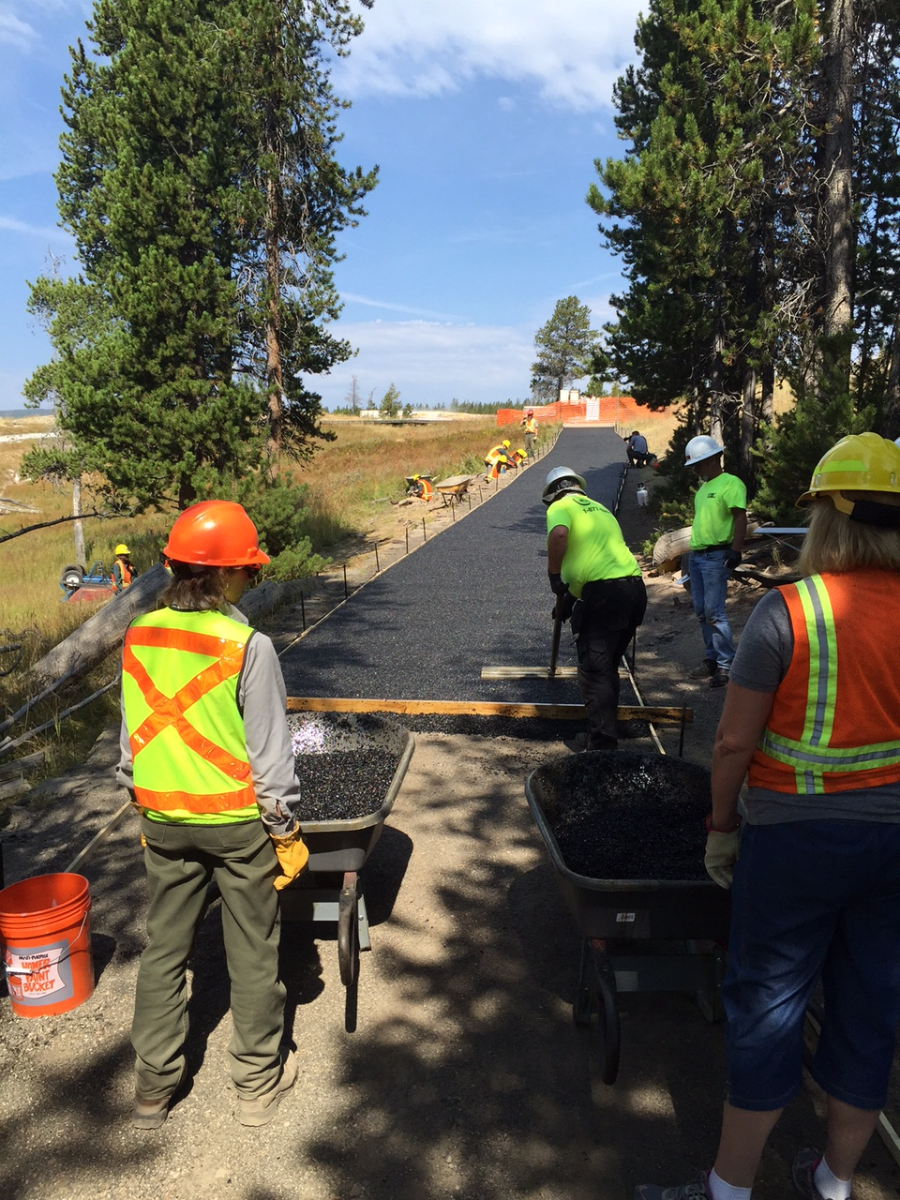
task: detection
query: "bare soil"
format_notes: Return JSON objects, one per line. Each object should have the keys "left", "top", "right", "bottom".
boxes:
{"left": 1, "top": 458, "right": 897, "bottom": 1200}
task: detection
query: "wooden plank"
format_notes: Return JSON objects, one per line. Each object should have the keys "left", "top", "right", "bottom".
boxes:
{"left": 482, "top": 666, "right": 577, "bottom": 679}
{"left": 285, "top": 697, "right": 692, "bottom": 724}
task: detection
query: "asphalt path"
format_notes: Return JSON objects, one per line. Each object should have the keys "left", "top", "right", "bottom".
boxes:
{"left": 280, "top": 427, "right": 629, "bottom": 706}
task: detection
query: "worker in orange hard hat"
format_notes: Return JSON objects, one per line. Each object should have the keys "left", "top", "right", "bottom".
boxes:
{"left": 118, "top": 500, "right": 306, "bottom": 1132}
{"left": 521, "top": 408, "right": 537, "bottom": 455}
{"left": 111, "top": 543, "right": 139, "bottom": 592}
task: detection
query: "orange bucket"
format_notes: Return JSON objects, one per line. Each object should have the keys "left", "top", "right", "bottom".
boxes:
{"left": 0, "top": 873, "right": 95, "bottom": 1017}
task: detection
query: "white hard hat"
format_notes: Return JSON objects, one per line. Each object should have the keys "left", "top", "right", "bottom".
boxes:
{"left": 684, "top": 435, "right": 724, "bottom": 466}
{"left": 894, "top": 437, "right": 900, "bottom": 448}
{"left": 542, "top": 466, "right": 586, "bottom": 505}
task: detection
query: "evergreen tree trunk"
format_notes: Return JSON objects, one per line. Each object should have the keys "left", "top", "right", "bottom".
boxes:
{"left": 72, "top": 475, "right": 85, "bottom": 565}
{"left": 761, "top": 363, "right": 775, "bottom": 425}
{"left": 740, "top": 364, "right": 756, "bottom": 479}
{"left": 884, "top": 308, "right": 900, "bottom": 438}
{"left": 709, "top": 319, "right": 725, "bottom": 445}
{"left": 820, "top": 0, "right": 855, "bottom": 382}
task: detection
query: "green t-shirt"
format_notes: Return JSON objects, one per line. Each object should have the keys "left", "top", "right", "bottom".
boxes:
{"left": 546, "top": 493, "right": 641, "bottom": 598}
{"left": 690, "top": 472, "right": 747, "bottom": 549}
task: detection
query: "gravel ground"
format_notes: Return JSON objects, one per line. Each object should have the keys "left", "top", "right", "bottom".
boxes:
{"left": 1, "top": 431, "right": 899, "bottom": 1200}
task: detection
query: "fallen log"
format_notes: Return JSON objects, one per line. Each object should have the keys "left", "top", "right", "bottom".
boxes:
{"left": 26, "top": 563, "right": 169, "bottom": 690}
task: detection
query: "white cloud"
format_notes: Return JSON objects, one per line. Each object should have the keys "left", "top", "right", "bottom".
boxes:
{"left": 0, "top": 10, "right": 36, "bottom": 49}
{"left": 316, "top": 317, "right": 538, "bottom": 407}
{"left": 0, "top": 214, "right": 69, "bottom": 242}
{"left": 337, "top": 0, "right": 644, "bottom": 111}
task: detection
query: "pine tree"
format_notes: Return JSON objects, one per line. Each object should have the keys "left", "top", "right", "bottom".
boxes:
{"left": 531, "top": 298, "right": 600, "bottom": 402}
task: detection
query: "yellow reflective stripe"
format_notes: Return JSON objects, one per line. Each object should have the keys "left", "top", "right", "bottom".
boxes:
{"left": 758, "top": 729, "right": 900, "bottom": 770}
{"left": 142, "top": 803, "right": 260, "bottom": 826}
{"left": 790, "top": 576, "right": 836, "bottom": 792}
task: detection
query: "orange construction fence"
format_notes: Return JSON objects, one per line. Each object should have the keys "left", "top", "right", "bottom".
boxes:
{"left": 496, "top": 396, "right": 654, "bottom": 427}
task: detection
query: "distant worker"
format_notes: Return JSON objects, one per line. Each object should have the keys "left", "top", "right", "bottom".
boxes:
{"left": 485, "top": 439, "right": 513, "bottom": 479}
{"left": 522, "top": 409, "right": 537, "bottom": 455}
{"left": 111, "top": 544, "right": 139, "bottom": 593}
{"left": 685, "top": 436, "right": 747, "bottom": 688}
{"left": 509, "top": 447, "right": 528, "bottom": 467}
{"left": 118, "top": 500, "right": 308, "bottom": 1131}
{"left": 624, "top": 430, "right": 650, "bottom": 468}
{"left": 543, "top": 466, "right": 647, "bottom": 751}
{"left": 407, "top": 474, "right": 434, "bottom": 500}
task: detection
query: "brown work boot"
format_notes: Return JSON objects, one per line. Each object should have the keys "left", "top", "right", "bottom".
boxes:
{"left": 689, "top": 659, "right": 717, "bottom": 679}
{"left": 132, "top": 1092, "right": 175, "bottom": 1131}
{"left": 236, "top": 1048, "right": 298, "bottom": 1127}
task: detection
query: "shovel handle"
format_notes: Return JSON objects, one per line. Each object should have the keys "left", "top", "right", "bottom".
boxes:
{"left": 549, "top": 607, "right": 563, "bottom": 679}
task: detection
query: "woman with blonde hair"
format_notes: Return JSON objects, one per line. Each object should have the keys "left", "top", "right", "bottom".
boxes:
{"left": 638, "top": 434, "right": 900, "bottom": 1200}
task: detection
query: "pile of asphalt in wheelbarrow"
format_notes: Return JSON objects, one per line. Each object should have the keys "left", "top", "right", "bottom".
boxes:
{"left": 539, "top": 750, "right": 711, "bottom": 881}
{"left": 292, "top": 751, "right": 397, "bottom": 821}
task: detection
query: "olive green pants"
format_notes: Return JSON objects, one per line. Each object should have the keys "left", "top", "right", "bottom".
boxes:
{"left": 133, "top": 816, "right": 285, "bottom": 1101}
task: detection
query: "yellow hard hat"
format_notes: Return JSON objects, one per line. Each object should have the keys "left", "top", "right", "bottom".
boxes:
{"left": 517, "top": 448, "right": 526, "bottom": 456}
{"left": 115, "top": 543, "right": 131, "bottom": 556}
{"left": 502, "top": 439, "right": 510, "bottom": 448}
{"left": 798, "top": 434, "right": 900, "bottom": 503}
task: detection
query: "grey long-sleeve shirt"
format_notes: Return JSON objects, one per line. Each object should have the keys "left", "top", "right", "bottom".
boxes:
{"left": 116, "top": 604, "right": 300, "bottom": 835}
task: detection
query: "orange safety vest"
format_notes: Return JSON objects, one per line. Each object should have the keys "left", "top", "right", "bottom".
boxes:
{"left": 122, "top": 608, "right": 259, "bottom": 821}
{"left": 112, "top": 560, "right": 135, "bottom": 589}
{"left": 419, "top": 479, "right": 434, "bottom": 499}
{"left": 748, "top": 570, "right": 900, "bottom": 795}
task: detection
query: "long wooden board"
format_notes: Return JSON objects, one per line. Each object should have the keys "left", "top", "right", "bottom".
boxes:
{"left": 286, "top": 697, "right": 692, "bottom": 724}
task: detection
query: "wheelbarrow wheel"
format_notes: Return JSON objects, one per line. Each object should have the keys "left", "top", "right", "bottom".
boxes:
{"left": 337, "top": 876, "right": 359, "bottom": 988}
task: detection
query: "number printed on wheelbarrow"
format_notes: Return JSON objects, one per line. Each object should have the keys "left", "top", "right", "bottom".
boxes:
{"left": 616, "top": 912, "right": 636, "bottom": 923}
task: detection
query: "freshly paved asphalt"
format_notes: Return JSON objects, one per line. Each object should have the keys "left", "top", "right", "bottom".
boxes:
{"left": 279, "top": 427, "right": 629, "bottom": 706}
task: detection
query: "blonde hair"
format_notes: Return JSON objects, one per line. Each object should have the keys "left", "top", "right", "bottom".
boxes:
{"left": 798, "top": 494, "right": 900, "bottom": 575}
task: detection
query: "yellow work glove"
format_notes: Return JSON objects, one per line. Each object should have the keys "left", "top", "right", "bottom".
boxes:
{"left": 704, "top": 817, "right": 742, "bottom": 889}
{"left": 270, "top": 826, "right": 309, "bottom": 891}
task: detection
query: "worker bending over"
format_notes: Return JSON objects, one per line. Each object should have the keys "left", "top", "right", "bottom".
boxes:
{"left": 543, "top": 466, "right": 647, "bottom": 751}
{"left": 685, "top": 436, "right": 747, "bottom": 688}
{"left": 118, "top": 501, "right": 308, "bottom": 1131}
{"left": 624, "top": 431, "right": 650, "bottom": 468}
{"left": 484, "top": 439, "right": 513, "bottom": 479}
{"left": 111, "top": 544, "right": 138, "bottom": 592}
{"left": 407, "top": 475, "right": 434, "bottom": 500}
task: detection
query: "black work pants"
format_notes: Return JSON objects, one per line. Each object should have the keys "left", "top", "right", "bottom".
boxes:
{"left": 574, "top": 576, "right": 647, "bottom": 750}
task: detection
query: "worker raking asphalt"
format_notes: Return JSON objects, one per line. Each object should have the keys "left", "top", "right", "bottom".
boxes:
{"left": 279, "top": 427, "right": 628, "bottom": 709}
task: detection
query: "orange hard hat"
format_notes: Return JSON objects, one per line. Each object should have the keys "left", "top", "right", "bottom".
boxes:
{"left": 163, "top": 500, "right": 270, "bottom": 568}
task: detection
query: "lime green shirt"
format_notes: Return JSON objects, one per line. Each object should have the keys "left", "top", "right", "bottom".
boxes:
{"left": 546, "top": 493, "right": 641, "bottom": 598}
{"left": 690, "top": 472, "right": 747, "bottom": 549}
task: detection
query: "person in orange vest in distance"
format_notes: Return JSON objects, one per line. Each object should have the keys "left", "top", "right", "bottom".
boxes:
{"left": 408, "top": 474, "right": 434, "bottom": 500}
{"left": 637, "top": 434, "right": 900, "bottom": 1200}
{"left": 484, "top": 439, "right": 513, "bottom": 480}
{"left": 111, "top": 543, "right": 138, "bottom": 592}
{"left": 522, "top": 408, "right": 537, "bottom": 455}
{"left": 117, "top": 500, "right": 308, "bottom": 1131}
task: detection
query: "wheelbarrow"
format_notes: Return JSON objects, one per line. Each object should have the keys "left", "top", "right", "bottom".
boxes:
{"left": 280, "top": 711, "right": 415, "bottom": 992}
{"left": 524, "top": 750, "right": 731, "bottom": 1084}
{"left": 434, "top": 474, "right": 475, "bottom": 507}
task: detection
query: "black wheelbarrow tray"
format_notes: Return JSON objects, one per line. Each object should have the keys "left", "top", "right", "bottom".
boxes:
{"left": 524, "top": 750, "right": 731, "bottom": 1084}
{"left": 280, "top": 712, "right": 415, "bottom": 990}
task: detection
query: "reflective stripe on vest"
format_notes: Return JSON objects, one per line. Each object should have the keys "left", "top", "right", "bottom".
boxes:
{"left": 123, "top": 610, "right": 257, "bottom": 818}
{"left": 750, "top": 572, "right": 900, "bottom": 795}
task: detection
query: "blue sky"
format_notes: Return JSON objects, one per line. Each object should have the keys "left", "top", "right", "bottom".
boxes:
{"left": 0, "top": 0, "right": 645, "bottom": 412}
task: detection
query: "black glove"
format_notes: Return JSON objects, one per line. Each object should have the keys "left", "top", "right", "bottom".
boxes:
{"left": 723, "top": 549, "right": 742, "bottom": 570}
{"left": 548, "top": 572, "right": 567, "bottom": 597}
{"left": 552, "top": 591, "right": 576, "bottom": 622}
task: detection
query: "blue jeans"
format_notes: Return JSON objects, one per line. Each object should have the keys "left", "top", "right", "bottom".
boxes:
{"left": 688, "top": 548, "right": 735, "bottom": 671}
{"left": 724, "top": 821, "right": 900, "bottom": 1111}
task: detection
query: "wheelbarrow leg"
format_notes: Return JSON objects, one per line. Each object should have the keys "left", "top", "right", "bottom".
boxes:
{"left": 574, "top": 937, "right": 621, "bottom": 1086}
{"left": 337, "top": 871, "right": 360, "bottom": 988}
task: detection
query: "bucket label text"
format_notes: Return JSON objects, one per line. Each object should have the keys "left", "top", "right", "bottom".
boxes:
{"left": 3, "top": 939, "right": 73, "bottom": 1005}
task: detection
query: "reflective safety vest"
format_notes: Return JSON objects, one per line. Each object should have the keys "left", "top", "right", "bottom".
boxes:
{"left": 748, "top": 570, "right": 900, "bottom": 795}
{"left": 122, "top": 608, "right": 259, "bottom": 823}
{"left": 112, "top": 560, "right": 135, "bottom": 590}
{"left": 522, "top": 418, "right": 537, "bottom": 434}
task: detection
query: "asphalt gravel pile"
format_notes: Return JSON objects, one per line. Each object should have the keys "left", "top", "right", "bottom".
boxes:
{"left": 533, "top": 750, "right": 712, "bottom": 881}
{"left": 292, "top": 750, "right": 396, "bottom": 821}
